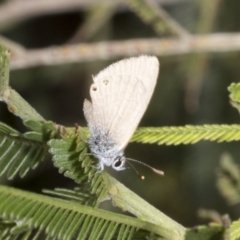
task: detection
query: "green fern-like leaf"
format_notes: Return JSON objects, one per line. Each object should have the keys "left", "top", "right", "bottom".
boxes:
{"left": 43, "top": 188, "right": 96, "bottom": 206}
{"left": 230, "top": 219, "right": 240, "bottom": 240}
{"left": 0, "top": 184, "right": 162, "bottom": 240}
{"left": 228, "top": 83, "right": 240, "bottom": 102}
{"left": 48, "top": 130, "right": 109, "bottom": 206}
{"left": 0, "top": 119, "right": 108, "bottom": 206}
{"left": 0, "top": 122, "right": 47, "bottom": 179}
{"left": 132, "top": 125, "right": 240, "bottom": 145}
{"left": 216, "top": 153, "right": 240, "bottom": 205}
{"left": 228, "top": 82, "right": 240, "bottom": 114}
{"left": 0, "top": 218, "right": 19, "bottom": 239}
{"left": 23, "top": 119, "right": 63, "bottom": 141}
{"left": 185, "top": 224, "right": 225, "bottom": 240}
{"left": 0, "top": 120, "right": 65, "bottom": 180}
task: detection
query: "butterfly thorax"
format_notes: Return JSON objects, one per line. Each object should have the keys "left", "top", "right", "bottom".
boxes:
{"left": 88, "top": 128, "right": 125, "bottom": 171}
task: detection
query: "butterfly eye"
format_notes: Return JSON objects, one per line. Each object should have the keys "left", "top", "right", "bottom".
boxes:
{"left": 113, "top": 156, "right": 125, "bottom": 169}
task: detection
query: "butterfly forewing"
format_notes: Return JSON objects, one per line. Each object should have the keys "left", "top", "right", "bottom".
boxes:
{"left": 84, "top": 55, "right": 159, "bottom": 150}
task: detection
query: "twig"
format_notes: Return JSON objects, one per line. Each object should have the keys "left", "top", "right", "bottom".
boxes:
{"left": 0, "top": 47, "right": 44, "bottom": 121}
{"left": 0, "top": 35, "right": 25, "bottom": 54}
{"left": 68, "top": 2, "right": 116, "bottom": 43}
{"left": 7, "top": 33, "right": 240, "bottom": 70}
{"left": 183, "top": 0, "right": 222, "bottom": 113}
{"left": 127, "top": 0, "right": 191, "bottom": 38}
{"left": 0, "top": 0, "right": 192, "bottom": 30}
{"left": 0, "top": 0, "right": 92, "bottom": 29}
{"left": 105, "top": 174, "right": 186, "bottom": 240}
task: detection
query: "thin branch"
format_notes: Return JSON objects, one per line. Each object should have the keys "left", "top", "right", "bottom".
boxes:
{"left": 0, "top": 0, "right": 192, "bottom": 30}
{"left": 155, "top": 0, "right": 194, "bottom": 4}
{"left": 127, "top": 0, "right": 191, "bottom": 38}
{"left": 7, "top": 33, "right": 240, "bottom": 70}
{"left": 68, "top": 2, "right": 116, "bottom": 43}
{"left": 105, "top": 174, "right": 186, "bottom": 239}
{"left": 0, "top": 47, "right": 10, "bottom": 91}
{"left": 0, "top": 0, "right": 92, "bottom": 29}
{"left": 0, "top": 35, "right": 25, "bottom": 54}
{"left": 0, "top": 48, "right": 44, "bottom": 121}
{"left": 183, "top": 0, "right": 222, "bottom": 113}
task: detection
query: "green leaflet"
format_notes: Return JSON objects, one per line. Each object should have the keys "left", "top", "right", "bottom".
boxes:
{"left": 230, "top": 219, "right": 240, "bottom": 240}
{"left": 132, "top": 125, "right": 240, "bottom": 145}
{"left": 0, "top": 185, "right": 162, "bottom": 240}
{"left": 0, "top": 121, "right": 47, "bottom": 179}
{"left": 229, "top": 83, "right": 240, "bottom": 114}
{"left": 48, "top": 132, "right": 108, "bottom": 206}
{"left": 216, "top": 153, "right": 240, "bottom": 205}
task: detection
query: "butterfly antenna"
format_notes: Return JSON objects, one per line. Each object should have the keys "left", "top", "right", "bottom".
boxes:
{"left": 126, "top": 161, "right": 145, "bottom": 180}
{"left": 126, "top": 158, "right": 164, "bottom": 176}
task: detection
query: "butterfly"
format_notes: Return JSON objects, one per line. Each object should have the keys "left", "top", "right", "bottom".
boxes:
{"left": 83, "top": 56, "right": 161, "bottom": 174}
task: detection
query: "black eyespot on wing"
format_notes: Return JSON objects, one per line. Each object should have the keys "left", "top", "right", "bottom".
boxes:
{"left": 102, "top": 79, "right": 109, "bottom": 85}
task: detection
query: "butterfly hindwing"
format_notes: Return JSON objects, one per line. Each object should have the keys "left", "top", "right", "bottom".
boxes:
{"left": 84, "top": 55, "right": 159, "bottom": 150}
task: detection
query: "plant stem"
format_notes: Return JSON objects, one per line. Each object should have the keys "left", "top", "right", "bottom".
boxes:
{"left": 105, "top": 174, "right": 186, "bottom": 240}
{"left": 0, "top": 45, "right": 44, "bottom": 121}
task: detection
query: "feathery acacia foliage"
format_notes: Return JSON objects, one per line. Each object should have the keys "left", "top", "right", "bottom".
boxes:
{"left": 229, "top": 82, "right": 240, "bottom": 114}
{"left": 0, "top": 119, "right": 166, "bottom": 239}
{"left": 216, "top": 153, "right": 240, "bottom": 205}
{"left": 132, "top": 124, "right": 240, "bottom": 145}
{"left": 0, "top": 121, "right": 47, "bottom": 179}
{"left": 0, "top": 185, "right": 163, "bottom": 240}
{"left": 216, "top": 153, "right": 240, "bottom": 240}
{"left": 48, "top": 128, "right": 109, "bottom": 206}
{"left": 230, "top": 219, "right": 240, "bottom": 240}
{"left": 3, "top": 46, "right": 240, "bottom": 239}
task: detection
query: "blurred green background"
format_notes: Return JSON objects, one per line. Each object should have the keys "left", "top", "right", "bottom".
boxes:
{"left": 1, "top": 0, "right": 240, "bottom": 227}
